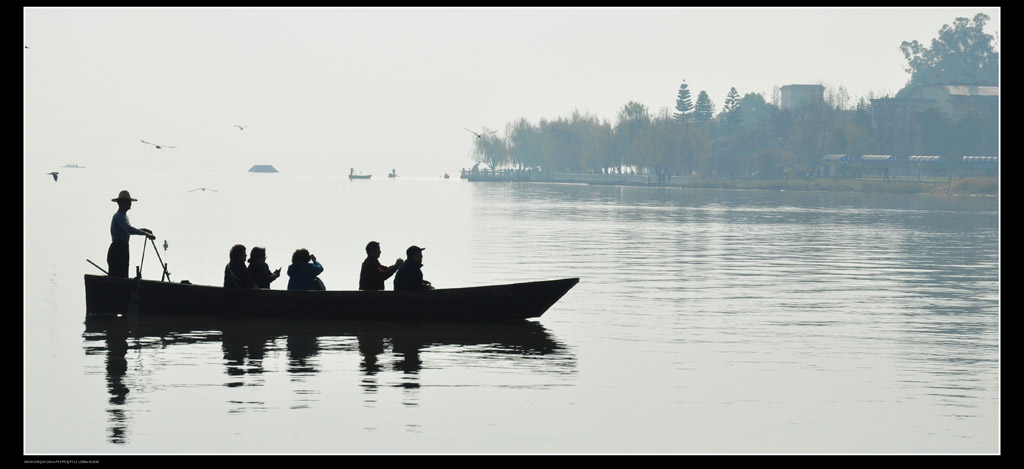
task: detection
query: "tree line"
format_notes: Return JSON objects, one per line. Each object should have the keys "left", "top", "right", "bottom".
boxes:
{"left": 471, "top": 13, "right": 998, "bottom": 180}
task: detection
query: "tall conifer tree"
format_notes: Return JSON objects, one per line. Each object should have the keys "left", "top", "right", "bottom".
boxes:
{"left": 723, "top": 87, "right": 742, "bottom": 127}
{"left": 674, "top": 81, "right": 694, "bottom": 123}
{"left": 693, "top": 91, "right": 715, "bottom": 123}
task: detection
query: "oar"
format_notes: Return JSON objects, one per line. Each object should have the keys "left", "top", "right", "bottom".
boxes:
{"left": 149, "top": 238, "right": 171, "bottom": 282}
{"left": 86, "top": 259, "right": 108, "bottom": 275}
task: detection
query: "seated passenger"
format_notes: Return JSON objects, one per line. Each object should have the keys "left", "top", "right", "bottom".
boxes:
{"left": 287, "top": 248, "right": 324, "bottom": 291}
{"left": 224, "top": 244, "right": 256, "bottom": 288}
{"left": 247, "top": 246, "right": 281, "bottom": 289}
{"left": 394, "top": 245, "right": 433, "bottom": 291}
{"left": 359, "top": 241, "right": 403, "bottom": 291}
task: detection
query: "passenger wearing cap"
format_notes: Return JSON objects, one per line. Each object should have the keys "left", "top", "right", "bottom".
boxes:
{"left": 107, "top": 190, "right": 156, "bottom": 278}
{"left": 394, "top": 245, "right": 433, "bottom": 291}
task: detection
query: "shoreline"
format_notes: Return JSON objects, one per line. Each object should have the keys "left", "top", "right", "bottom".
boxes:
{"left": 463, "top": 173, "right": 999, "bottom": 197}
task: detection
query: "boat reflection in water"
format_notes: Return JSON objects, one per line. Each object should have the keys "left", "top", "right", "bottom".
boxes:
{"left": 82, "top": 313, "right": 575, "bottom": 444}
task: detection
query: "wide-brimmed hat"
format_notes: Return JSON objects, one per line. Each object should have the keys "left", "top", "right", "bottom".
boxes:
{"left": 111, "top": 190, "right": 138, "bottom": 202}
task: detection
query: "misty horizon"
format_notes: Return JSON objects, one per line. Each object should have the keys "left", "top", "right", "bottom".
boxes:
{"left": 24, "top": 7, "right": 1000, "bottom": 178}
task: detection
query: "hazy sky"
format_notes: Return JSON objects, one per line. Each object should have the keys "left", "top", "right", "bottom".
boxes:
{"left": 23, "top": 6, "right": 1000, "bottom": 177}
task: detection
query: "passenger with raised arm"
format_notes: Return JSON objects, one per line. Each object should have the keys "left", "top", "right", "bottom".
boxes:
{"left": 287, "top": 248, "right": 325, "bottom": 291}
{"left": 247, "top": 246, "right": 282, "bottom": 289}
{"left": 359, "top": 241, "right": 403, "bottom": 291}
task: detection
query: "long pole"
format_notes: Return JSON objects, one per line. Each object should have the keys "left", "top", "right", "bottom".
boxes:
{"left": 86, "top": 259, "right": 108, "bottom": 275}
{"left": 149, "top": 238, "right": 171, "bottom": 282}
{"left": 137, "top": 236, "right": 147, "bottom": 278}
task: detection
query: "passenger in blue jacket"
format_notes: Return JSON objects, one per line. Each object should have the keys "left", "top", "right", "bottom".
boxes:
{"left": 287, "top": 248, "right": 325, "bottom": 291}
{"left": 394, "top": 246, "right": 433, "bottom": 291}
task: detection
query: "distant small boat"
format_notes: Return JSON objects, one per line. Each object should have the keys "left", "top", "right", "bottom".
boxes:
{"left": 248, "top": 165, "right": 279, "bottom": 173}
{"left": 61, "top": 163, "right": 85, "bottom": 169}
{"left": 349, "top": 168, "right": 371, "bottom": 180}
{"left": 388, "top": 169, "right": 397, "bottom": 178}
{"left": 444, "top": 173, "right": 450, "bottom": 179}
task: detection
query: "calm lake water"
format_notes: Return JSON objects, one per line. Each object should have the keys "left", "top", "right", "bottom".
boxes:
{"left": 23, "top": 165, "right": 1000, "bottom": 454}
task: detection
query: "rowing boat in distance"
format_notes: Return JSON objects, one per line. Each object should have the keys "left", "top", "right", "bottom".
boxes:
{"left": 84, "top": 274, "right": 579, "bottom": 322}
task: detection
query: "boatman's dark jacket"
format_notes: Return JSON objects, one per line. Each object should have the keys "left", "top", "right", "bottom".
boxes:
{"left": 107, "top": 210, "right": 149, "bottom": 278}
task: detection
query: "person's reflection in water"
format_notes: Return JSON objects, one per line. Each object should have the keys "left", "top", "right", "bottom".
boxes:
{"left": 358, "top": 334, "right": 386, "bottom": 403}
{"left": 391, "top": 335, "right": 423, "bottom": 408}
{"left": 358, "top": 335, "right": 385, "bottom": 375}
{"left": 221, "top": 326, "right": 272, "bottom": 386}
{"left": 103, "top": 327, "right": 130, "bottom": 444}
{"left": 287, "top": 333, "right": 320, "bottom": 375}
{"left": 284, "top": 332, "right": 321, "bottom": 410}
{"left": 107, "top": 409, "right": 128, "bottom": 444}
{"left": 104, "top": 330, "right": 130, "bottom": 404}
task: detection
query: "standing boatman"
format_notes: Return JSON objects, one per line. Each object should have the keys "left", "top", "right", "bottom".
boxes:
{"left": 108, "top": 190, "right": 156, "bottom": 278}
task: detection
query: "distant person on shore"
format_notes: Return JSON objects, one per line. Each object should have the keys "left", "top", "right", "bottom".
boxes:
{"left": 394, "top": 246, "right": 433, "bottom": 291}
{"left": 359, "top": 241, "right": 403, "bottom": 291}
{"left": 224, "top": 244, "right": 256, "bottom": 288}
{"left": 288, "top": 248, "right": 325, "bottom": 291}
{"left": 107, "top": 190, "right": 155, "bottom": 278}
{"left": 247, "top": 246, "right": 281, "bottom": 289}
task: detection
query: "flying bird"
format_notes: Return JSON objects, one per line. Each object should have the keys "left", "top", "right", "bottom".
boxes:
{"left": 189, "top": 187, "right": 218, "bottom": 192}
{"left": 464, "top": 127, "right": 496, "bottom": 139}
{"left": 234, "top": 125, "right": 247, "bottom": 130}
{"left": 47, "top": 172, "right": 58, "bottom": 181}
{"left": 141, "top": 140, "right": 176, "bottom": 149}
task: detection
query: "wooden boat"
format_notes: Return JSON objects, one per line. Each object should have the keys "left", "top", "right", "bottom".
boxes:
{"left": 349, "top": 168, "right": 371, "bottom": 179}
{"left": 84, "top": 274, "right": 579, "bottom": 322}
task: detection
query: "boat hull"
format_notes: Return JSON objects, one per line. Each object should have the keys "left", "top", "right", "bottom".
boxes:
{"left": 84, "top": 275, "right": 578, "bottom": 322}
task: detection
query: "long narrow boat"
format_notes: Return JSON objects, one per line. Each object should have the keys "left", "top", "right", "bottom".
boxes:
{"left": 84, "top": 274, "right": 579, "bottom": 322}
